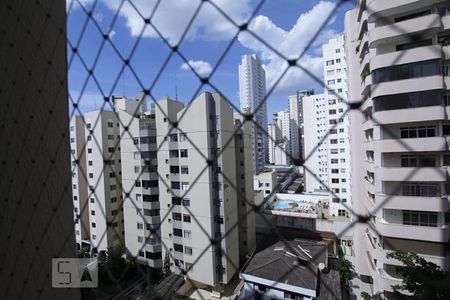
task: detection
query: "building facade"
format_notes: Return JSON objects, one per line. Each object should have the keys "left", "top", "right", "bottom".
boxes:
{"left": 323, "top": 35, "right": 352, "bottom": 217}
{"left": 239, "top": 54, "right": 268, "bottom": 174}
{"left": 302, "top": 93, "right": 328, "bottom": 193}
{"left": 289, "top": 89, "right": 314, "bottom": 162}
{"left": 346, "top": 0, "right": 450, "bottom": 295}
{"left": 70, "top": 110, "right": 125, "bottom": 254}
{"left": 115, "top": 95, "right": 163, "bottom": 270}
{"left": 155, "top": 92, "right": 251, "bottom": 290}
{"left": 70, "top": 116, "right": 90, "bottom": 252}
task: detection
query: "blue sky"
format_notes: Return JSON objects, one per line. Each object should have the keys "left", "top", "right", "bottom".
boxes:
{"left": 67, "top": 0, "right": 355, "bottom": 121}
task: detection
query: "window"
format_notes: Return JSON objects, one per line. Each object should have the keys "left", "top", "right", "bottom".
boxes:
{"left": 107, "top": 134, "right": 114, "bottom": 140}
{"left": 184, "top": 230, "right": 192, "bottom": 239}
{"left": 134, "top": 152, "right": 140, "bottom": 160}
{"left": 336, "top": 58, "right": 341, "bottom": 63}
{"left": 110, "top": 185, "right": 116, "bottom": 191}
{"left": 373, "top": 59, "right": 440, "bottom": 84}
{"left": 91, "top": 210, "right": 95, "bottom": 216}
{"left": 335, "top": 48, "right": 340, "bottom": 53}
{"left": 138, "top": 236, "right": 143, "bottom": 243}
{"left": 332, "top": 178, "right": 339, "bottom": 183}
{"left": 401, "top": 155, "right": 436, "bottom": 167}
{"left": 375, "top": 90, "right": 441, "bottom": 111}
{"left": 183, "top": 215, "right": 191, "bottom": 223}
{"left": 402, "top": 183, "right": 439, "bottom": 197}
{"left": 400, "top": 126, "right": 436, "bottom": 139}
{"left": 137, "top": 223, "right": 143, "bottom": 230}
{"left": 181, "top": 182, "right": 190, "bottom": 190}
{"left": 107, "top": 122, "right": 113, "bottom": 128}
{"left": 92, "top": 234, "right": 96, "bottom": 240}
{"left": 338, "top": 209, "right": 346, "bottom": 216}
{"left": 326, "top": 60, "right": 334, "bottom": 66}
{"left": 403, "top": 210, "right": 438, "bottom": 227}
{"left": 327, "top": 80, "right": 335, "bottom": 85}
{"left": 111, "top": 197, "right": 117, "bottom": 203}
{"left": 143, "top": 209, "right": 159, "bottom": 216}
{"left": 174, "top": 244, "right": 183, "bottom": 253}
{"left": 329, "top": 109, "right": 336, "bottom": 115}
{"left": 331, "top": 169, "right": 339, "bottom": 174}
{"left": 172, "top": 213, "right": 182, "bottom": 221}
{"left": 185, "top": 246, "right": 192, "bottom": 255}
{"left": 171, "top": 181, "right": 180, "bottom": 189}
{"left": 180, "top": 149, "right": 188, "bottom": 157}
{"left": 181, "top": 166, "right": 189, "bottom": 174}
{"left": 179, "top": 133, "right": 187, "bottom": 141}
{"left": 396, "top": 39, "right": 432, "bottom": 51}
{"left": 169, "top": 150, "right": 178, "bottom": 158}
{"left": 87, "top": 148, "right": 92, "bottom": 153}
{"left": 173, "top": 228, "right": 182, "bottom": 237}
{"left": 327, "top": 70, "right": 334, "bottom": 76}
{"left": 182, "top": 198, "right": 190, "bottom": 207}
{"left": 111, "top": 209, "right": 118, "bottom": 216}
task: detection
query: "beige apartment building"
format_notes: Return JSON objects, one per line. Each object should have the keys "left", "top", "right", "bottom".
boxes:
{"left": 155, "top": 92, "right": 254, "bottom": 291}
{"left": 346, "top": 0, "right": 450, "bottom": 296}
{"left": 115, "top": 95, "right": 163, "bottom": 269}
{"left": 71, "top": 110, "right": 124, "bottom": 255}
{"left": 70, "top": 116, "right": 90, "bottom": 251}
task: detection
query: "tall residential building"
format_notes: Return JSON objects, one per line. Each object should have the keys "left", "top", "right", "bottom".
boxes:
{"left": 288, "top": 89, "right": 314, "bottom": 161}
{"left": 239, "top": 54, "right": 268, "bottom": 174}
{"left": 83, "top": 110, "right": 124, "bottom": 254}
{"left": 301, "top": 35, "right": 351, "bottom": 218}
{"left": 346, "top": 1, "right": 450, "bottom": 296}
{"left": 70, "top": 116, "right": 90, "bottom": 251}
{"left": 115, "top": 95, "right": 163, "bottom": 270}
{"left": 268, "top": 110, "right": 291, "bottom": 166}
{"left": 302, "top": 93, "right": 328, "bottom": 192}
{"left": 155, "top": 92, "right": 253, "bottom": 291}
{"left": 323, "top": 35, "right": 352, "bottom": 216}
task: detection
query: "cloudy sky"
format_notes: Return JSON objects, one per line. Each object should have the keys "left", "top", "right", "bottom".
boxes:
{"left": 67, "top": 0, "right": 355, "bottom": 120}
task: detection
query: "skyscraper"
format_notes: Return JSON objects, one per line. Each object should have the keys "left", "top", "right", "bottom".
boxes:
{"left": 346, "top": 1, "right": 450, "bottom": 295}
{"left": 288, "top": 89, "right": 314, "bottom": 161}
{"left": 155, "top": 92, "right": 254, "bottom": 291}
{"left": 239, "top": 54, "right": 268, "bottom": 174}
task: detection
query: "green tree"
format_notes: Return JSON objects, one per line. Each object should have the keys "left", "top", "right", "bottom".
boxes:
{"left": 337, "top": 256, "right": 354, "bottom": 283}
{"left": 386, "top": 250, "right": 450, "bottom": 299}
{"left": 161, "top": 251, "right": 171, "bottom": 278}
{"left": 361, "top": 292, "right": 384, "bottom": 300}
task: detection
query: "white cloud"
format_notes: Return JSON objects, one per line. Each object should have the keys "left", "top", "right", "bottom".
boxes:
{"left": 99, "top": 0, "right": 252, "bottom": 44}
{"left": 238, "top": 1, "right": 338, "bottom": 96}
{"left": 109, "top": 29, "right": 116, "bottom": 39}
{"left": 181, "top": 60, "right": 212, "bottom": 76}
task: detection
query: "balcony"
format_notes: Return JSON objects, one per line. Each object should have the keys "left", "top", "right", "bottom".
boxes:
{"left": 371, "top": 45, "right": 442, "bottom": 71}
{"left": 376, "top": 219, "right": 449, "bottom": 242}
{"left": 371, "top": 75, "right": 444, "bottom": 99}
{"left": 367, "top": 0, "right": 446, "bottom": 22}
{"left": 373, "top": 106, "right": 445, "bottom": 125}
{"left": 373, "top": 137, "right": 446, "bottom": 153}
{"left": 443, "top": 15, "right": 450, "bottom": 30}
{"left": 361, "top": 118, "right": 375, "bottom": 131}
{"left": 376, "top": 193, "right": 448, "bottom": 212}
{"left": 369, "top": 14, "right": 442, "bottom": 48}
{"left": 375, "top": 166, "right": 447, "bottom": 182}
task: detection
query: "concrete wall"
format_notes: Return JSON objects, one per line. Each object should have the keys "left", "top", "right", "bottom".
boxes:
{"left": 0, "top": 0, "right": 79, "bottom": 298}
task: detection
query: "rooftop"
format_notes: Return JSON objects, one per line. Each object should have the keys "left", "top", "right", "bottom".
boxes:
{"left": 241, "top": 239, "right": 328, "bottom": 293}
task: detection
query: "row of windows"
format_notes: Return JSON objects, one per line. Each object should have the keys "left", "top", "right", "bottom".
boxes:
{"left": 173, "top": 228, "right": 192, "bottom": 239}
{"left": 403, "top": 210, "right": 438, "bottom": 227}
{"left": 173, "top": 244, "right": 193, "bottom": 255}
{"left": 374, "top": 90, "right": 442, "bottom": 112}
{"left": 372, "top": 59, "right": 440, "bottom": 84}
{"left": 172, "top": 213, "right": 191, "bottom": 223}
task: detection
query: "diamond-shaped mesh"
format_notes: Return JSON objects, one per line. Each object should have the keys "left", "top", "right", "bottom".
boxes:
{"left": 1, "top": 0, "right": 448, "bottom": 299}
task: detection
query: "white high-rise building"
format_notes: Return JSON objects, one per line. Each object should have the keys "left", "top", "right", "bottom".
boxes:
{"left": 301, "top": 35, "right": 351, "bottom": 218}
{"left": 268, "top": 110, "right": 291, "bottom": 166}
{"left": 323, "top": 35, "right": 352, "bottom": 217}
{"left": 302, "top": 93, "right": 328, "bottom": 192}
{"left": 288, "top": 90, "right": 314, "bottom": 161}
{"left": 346, "top": 1, "right": 450, "bottom": 296}
{"left": 155, "top": 92, "right": 254, "bottom": 291}
{"left": 115, "top": 95, "right": 163, "bottom": 270}
{"left": 239, "top": 54, "right": 268, "bottom": 174}
{"left": 82, "top": 110, "right": 124, "bottom": 254}
{"left": 70, "top": 116, "right": 90, "bottom": 252}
